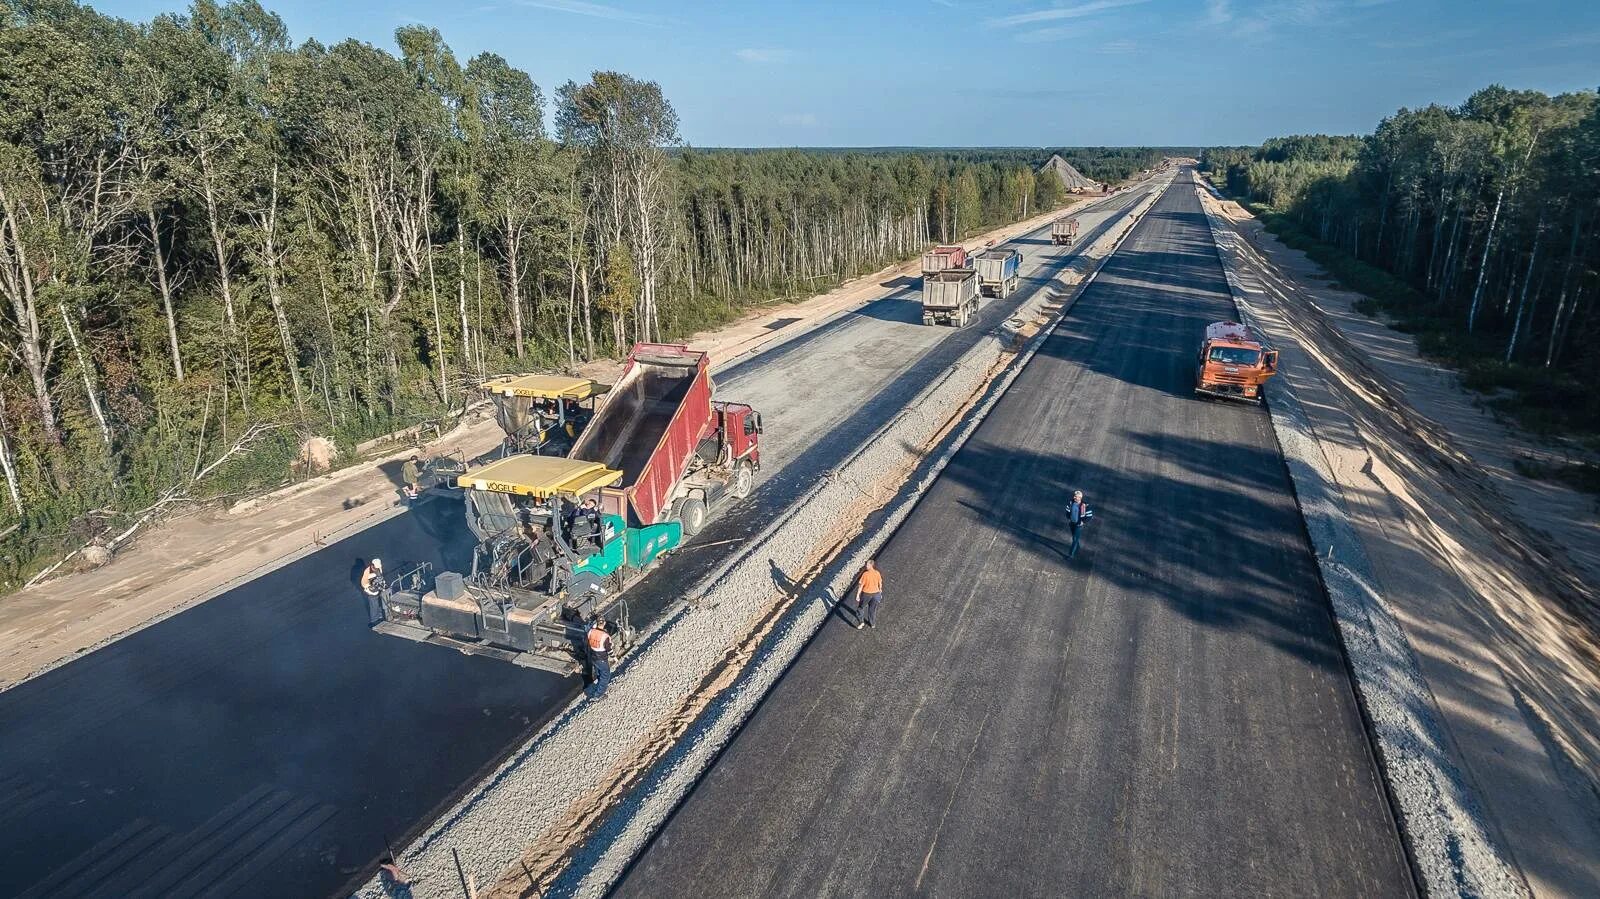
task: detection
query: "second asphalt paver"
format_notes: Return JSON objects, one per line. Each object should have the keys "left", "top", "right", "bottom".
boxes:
{"left": 614, "top": 176, "right": 1415, "bottom": 898}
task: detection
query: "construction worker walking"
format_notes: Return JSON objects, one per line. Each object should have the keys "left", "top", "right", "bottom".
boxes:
{"left": 360, "top": 558, "right": 385, "bottom": 624}
{"left": 853, "top": 559, "right": 884, "bottom": 630}
{"left": 401, "top": 455, "right": 422, "bottom": 500}
{"left": 586, "top": 617, "right": 613, "bottom": 698}
{"left": 1066, "top": 490, "right": 1094, "bottom": 559}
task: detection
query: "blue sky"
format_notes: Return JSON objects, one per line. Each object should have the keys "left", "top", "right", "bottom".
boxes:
{"left": 94, "top": 0, "right": 1600, "bottom": 146}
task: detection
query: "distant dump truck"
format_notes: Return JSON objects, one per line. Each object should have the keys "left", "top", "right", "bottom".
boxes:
{"left": 1195, "top": 321, "right": 1278, "bottom": 402}
{"left": 1051, "top": 218, "right": 1080, "bottom": 246}
{"left": 974, "top": 249, "right": 1022, "bottom": 298}
{"left": 922, "top": 268, "right": 980, "bottom": 327}
{"left": 921, "top": 245, "right": 968, "bottom": 275}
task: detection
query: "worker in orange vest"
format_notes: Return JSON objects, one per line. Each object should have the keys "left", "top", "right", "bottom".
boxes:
{"left": 853, "top": 559, "right": 884, "bottom": 630}
{"left": 586, "top": 617, "right": 613, "bottom": 697}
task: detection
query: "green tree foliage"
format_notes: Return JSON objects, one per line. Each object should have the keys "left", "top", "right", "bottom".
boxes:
{"left": 0, "top": 0, "right": 1164, "bottom": 586}
{"left": 1202, "top": 86, "right": 1600, "bottom": 438}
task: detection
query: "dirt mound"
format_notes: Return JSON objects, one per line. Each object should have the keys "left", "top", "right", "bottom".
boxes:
{"left": 297, "top": 436, "right": 337, "bottom": 474}
{"left": 1039, "top": 154, "right": 1099, "bottom": 193}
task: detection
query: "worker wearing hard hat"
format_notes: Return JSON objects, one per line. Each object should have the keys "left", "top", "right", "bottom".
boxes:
{"left": 361, "top": 559, "right": 385, "bottom": 625}
{"left": 361, "top": 558, "right": 384, "bottom": 595}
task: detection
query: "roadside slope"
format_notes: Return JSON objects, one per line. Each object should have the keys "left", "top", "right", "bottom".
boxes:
{"left": 1200, "top": 182, "right": 1599, "bottom": 897}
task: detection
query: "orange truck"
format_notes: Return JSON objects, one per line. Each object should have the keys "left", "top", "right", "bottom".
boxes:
{"left": 1195, "top": 321, "right": 1278, "bottom": 402}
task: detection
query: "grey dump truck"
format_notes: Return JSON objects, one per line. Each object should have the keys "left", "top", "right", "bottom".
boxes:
{"left": 922, "top": 268, "right": 980, "bottom": 327}
{"left": 1051, "top": 217, "right": 1080, "bottom": 246}
{"left": 974, "top": 249, "right": 1022, "bottom": 298}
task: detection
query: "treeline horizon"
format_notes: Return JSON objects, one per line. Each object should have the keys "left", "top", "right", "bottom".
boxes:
{"left": 0, "top": 0, "right": 1167, "bottom": 587}
{"left": 1202, "top": 84, "right": 1600, "bottom": 440}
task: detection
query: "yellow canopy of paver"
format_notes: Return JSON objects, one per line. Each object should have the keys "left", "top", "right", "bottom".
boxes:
{"left": 460, "top": 455, "right": 622, "bottom": 499}
{"left": 479, "top": 374, "right": 609, "bottom": 401}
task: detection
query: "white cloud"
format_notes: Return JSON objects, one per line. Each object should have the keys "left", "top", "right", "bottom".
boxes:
{"left": 779, "top": 113, "right": 819, "bottom": 127}
{"left": 515, "top": 0, "right": 664, "bottom": 26}
{"left": 1204, "top": 0, "right": 1232, "bottom": 25}
{"left": 1099, "top": 39, "right": 1138, "bottom": 52}
{"left": 986, "top": 0, "right": 1149, "bottom": 29}
{"left": 736, "top": 48, "right": 794, "bottom": 63}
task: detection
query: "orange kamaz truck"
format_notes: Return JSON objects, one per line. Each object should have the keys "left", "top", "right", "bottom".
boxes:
{"left": 1195, "top": 320, "right": 1278, "bottom": 402}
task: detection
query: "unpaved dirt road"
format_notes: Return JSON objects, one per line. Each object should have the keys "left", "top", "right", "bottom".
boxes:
{"left": 613, "top": 177, "right": 1415, "bottom": 898}
{"left": 0, "top": 184, "right": 1159, "bottom": 899}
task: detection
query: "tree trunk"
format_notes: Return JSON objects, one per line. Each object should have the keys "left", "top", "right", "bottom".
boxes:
{"left": 0, "top": 391, "right": 24, "bottom": 515}
{"left": 1546, "top": 204, "right": 1585, "bottom": 368}
{"left": 197, "top": 146, "right": 243, "bottom": 386}
{"left": 580, "top": 263, "right": 595, "bottom": 357}
{"left": 1467, "top": 184, "right": 1504, "bottom": 332}
{"left": 1504, "top": 215, "right": 1543, "bottom": 362}
{"left": 425, "top": 238, "right": 449, "bottom": 405}
{"left": 261, "top": 166, "right": 306, "bottom": 416}
{"left": 0, "top": 180, "right": 62, "bottom": 444}
{"left": 457, "top": 221, "right": 471, "bottom": 371}
{"left": 58, "top": 302, "right": 111, "bottom": 447}
{"left": 316, "top": 268, "right": 345, "bottom": 424}
{"left": 146, "top": 203, "right": 185, "bottom": 381}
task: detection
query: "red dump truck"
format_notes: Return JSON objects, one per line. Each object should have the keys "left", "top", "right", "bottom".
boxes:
{"left": 1195, "top": 321, "right": 1278, "bottom": 402}
{"left": 921, "top": 245, "right": 969, "bottom": 275}
{"left": 570, "top": 343, "right": 762, "bottom": 535}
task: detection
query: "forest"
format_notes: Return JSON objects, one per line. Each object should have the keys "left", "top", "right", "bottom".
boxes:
{"left": 0, "top": 0, "right": 1168, "bottom": 586}
{"left": 1201, "top": 86, "right": 1600, "bottom": 445}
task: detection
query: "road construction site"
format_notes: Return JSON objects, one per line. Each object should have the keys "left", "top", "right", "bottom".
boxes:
{"left": 11, "top": 165, "right": 1589, "bottom": 899}
{"left": 0, "top": 179, "right": 1161, "bottom": 898}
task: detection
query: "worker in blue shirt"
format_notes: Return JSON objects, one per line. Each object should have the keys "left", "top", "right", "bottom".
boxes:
{"left": 1066, "top": 490, "right": 1094, "bottom": 559}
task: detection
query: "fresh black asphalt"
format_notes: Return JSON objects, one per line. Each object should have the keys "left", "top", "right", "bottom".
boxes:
{"left": 0, "top": 499, "right": 569, "bottom": 899}
{"left": 611, "top": 177, "right": 1416, "bottom": 898}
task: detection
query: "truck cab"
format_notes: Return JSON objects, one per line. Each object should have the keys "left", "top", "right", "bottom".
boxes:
{"left": 1195, "top": 321, "right": 1278, "bottom": 402}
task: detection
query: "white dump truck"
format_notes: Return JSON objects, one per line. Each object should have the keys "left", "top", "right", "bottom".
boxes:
{"left": 922, "top": 268, "right": 980, "bottom": 327}
{"left": 974, "top": 249, "right": 1022, "bottom": 298}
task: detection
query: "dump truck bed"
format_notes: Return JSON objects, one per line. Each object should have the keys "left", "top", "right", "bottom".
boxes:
{"left": 922, "top": 269, "right": 979, "bottom": 309}
{"left": 569, "top": 343, "right": 715, "bottom": 525}
{"left": 974, "top": 249, "right": 1021, "bottom": 284}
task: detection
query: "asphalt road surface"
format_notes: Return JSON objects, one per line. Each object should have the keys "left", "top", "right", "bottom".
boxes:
{"left": 0, "top": 187, "right": 1154, "bottom": 898}
{"left": 0, "top": 497, "right": 567, "bottom": 899}
{"left": 613, "top": 175, "right": 1416, "bottom": 898}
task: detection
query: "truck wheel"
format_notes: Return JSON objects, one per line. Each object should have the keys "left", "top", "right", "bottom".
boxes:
{"left": 678, "top": 496, "right": 708, "bottom": 536}
{"left": 731, "top": 461, "right": 755, "bottom": 500}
